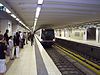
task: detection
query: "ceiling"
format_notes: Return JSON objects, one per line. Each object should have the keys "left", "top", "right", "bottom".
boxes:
{"left": 1, "top": 0, "right": 100, "bottom": 30}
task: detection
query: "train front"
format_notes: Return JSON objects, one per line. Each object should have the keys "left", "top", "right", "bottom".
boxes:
{"left": 41, "top": 29, "right": 55, "bottom": 46}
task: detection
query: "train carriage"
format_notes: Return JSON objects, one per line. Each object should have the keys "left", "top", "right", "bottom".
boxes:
{"left": 36, "top": 28, "right": 55, "bottom": 47}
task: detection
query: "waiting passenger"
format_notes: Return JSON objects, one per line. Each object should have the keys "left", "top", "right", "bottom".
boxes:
{"left": 25, "top": 32, "right": 28, "bottom": 44}
{"left": 4, "top": 29, "right": 9, "bottom": 45}
{"left": 19, "top": 32, "right": 24, "bottom": 48}
{"left": 0, "top": 34, "right": 7, "bottom": 75}
{"left": 8, "top": 36, "right": 14, "bottom": 60}
{"left": 23, "top": 32, "right": 26, "bottom": 45}
{"left": 30, "top": 32, "right": 34, "bottom": 46}
{"left": 13, "top": 32, "right": 16, "bottom": 57}
{"left": 15, "top": 32, "right": 20, "bottom": 58}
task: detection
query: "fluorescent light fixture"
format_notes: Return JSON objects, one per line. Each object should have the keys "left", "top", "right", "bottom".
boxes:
{"left": 38, "top": 0, "right": 43, "bottom": 4}
{"left": 16, "top": 18, "right": 20, "bottom": 21}
{"left": 34, "top": 20, "right": 37, "bottom": 26}
{"left": 33, "top": 5, "right": 42, "bottom": 30}
{"left": 19, "top": 20, "right": 21, "bottom": 23}
{"left": 33, "top": 20, "right": 37, "bottom": 30}
{"left": 6, "top": 8, "right": 11, "bottom": 13}
{"left": 11, "top": 14, "right": 16, "bottom": 18}
{"left": 20, "top": 21, "right": 24, "bottom": 25}
{"left": 0, "top": 3, "right": 3, "bottom": 6}
{"left": 19, "top": 21, "right": 30, "bottom": 30}
{"left": 18, "top": 19, "right": 30, "bottom": 30}
{"left": 35, "top": 6, "right": 41, "bottom": 18}
{"left": 23, "top": 23, "right": 25, "bottom": 26}
{"left": 35, "top": 18, "right": 38, "bottom": 21}
{"left": 21, "top": 22, "right": 23, "bottom": 25}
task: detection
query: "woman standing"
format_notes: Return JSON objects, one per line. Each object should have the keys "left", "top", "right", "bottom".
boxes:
{"left": 8, "top": 36, "right": 14, "bottom": 60}
{"left": 15, "top": 32, "right": 20, "bottom": 58}
{"left": 0, "top": 34, "right": 7, "bottom": 75}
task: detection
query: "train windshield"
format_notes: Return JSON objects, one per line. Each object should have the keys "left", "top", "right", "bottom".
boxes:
{"left": 42, "top": 29, "right": 54, "bottom": 40}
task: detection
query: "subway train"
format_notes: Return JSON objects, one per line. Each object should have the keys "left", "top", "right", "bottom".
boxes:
{"left": 36, "top": 28, "right": 55, "bottom": 46}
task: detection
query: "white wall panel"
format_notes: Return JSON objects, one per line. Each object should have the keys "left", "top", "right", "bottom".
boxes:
{"left": 0, "top": 20, "right": 12, "bottom": 36}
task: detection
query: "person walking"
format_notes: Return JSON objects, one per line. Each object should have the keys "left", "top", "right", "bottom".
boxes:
{"left": 0, "top": 34, "right": 7, "bottom": 75}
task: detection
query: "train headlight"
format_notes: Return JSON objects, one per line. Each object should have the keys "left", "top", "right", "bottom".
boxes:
{"left": 53, "top": 39, "right": 55, "bottom": 41}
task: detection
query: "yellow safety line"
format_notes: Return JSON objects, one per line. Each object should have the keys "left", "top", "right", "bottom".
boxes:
{"left": 56, "top": 44, "right": 100, "bottom": 70}
{"left": 53, "top": 45, "right": 100, "bottom": 75}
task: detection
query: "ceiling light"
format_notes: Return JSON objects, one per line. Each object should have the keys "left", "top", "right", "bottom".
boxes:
{"left": 34, "top": 20, "right": 37, "bottom": 26}
{"left": 6, "top": 8, "right": 11, "bottom": 13}
{"left": 35, "top": 6, "right": 41, "bottom": 18}
{"left": 35, "top": 18, "right": 38, "bottom": 21}
{"left": 0, "top": 3, "right": 3, "bottom": 6}
{"left": 33, "top": 20, "right": 37, "bottom": 31}
{"left": 38, "top": 0, "right": 43, "bottom": 4}
{"left": 16, "top": 18, "right": 20, "bottom": 21}
{"left": 11, "top": 14, "right": 16, "bottom": 18}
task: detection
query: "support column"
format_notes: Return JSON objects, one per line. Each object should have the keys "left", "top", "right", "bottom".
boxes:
{"left": 96, "top": 28, "right": 99, "bottom": 42}
{"left": 84, "top": 28, "right": 87, "bottom": 41}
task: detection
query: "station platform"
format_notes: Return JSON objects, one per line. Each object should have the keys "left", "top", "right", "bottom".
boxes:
{"left": 5, "top": 36, "right": 99, "bottom": 75}
{"left": 6, "top": 42, "right": 37, "bottom": 75}
{"left": 5, "top": 40, "right": 61, "bottom": 75}
{"left": 56, "top": 37, "right": 100, "bottom": 47}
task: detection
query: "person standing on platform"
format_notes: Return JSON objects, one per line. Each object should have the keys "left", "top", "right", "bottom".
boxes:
{"left": 13, "top": 32, "right": 16, "bottom": 57}
{"left": 19, "top": 32, "right": 24, "bottom": 48}
{"left": 8, "top": 36, "right": 14, "bottom": 60}
{"left": 30, "top": 32, "right": 34, "bottom": 46}
{"left": 26, "top": 32, "right": 28, "bottom": 44}
{"left": 15, "top": 32, "right": 20, "bottom": 58}
{"left": 4, "top": 29, "right": 9, "bottom": 45}
{"left": 4, "top": 29, "right": 10, "bottom": 56}
{"left": 23, "top": 32, "right": 26, "bottom": 45}
{"left": 0, "top": 34, "right": 7, "bottom": 75}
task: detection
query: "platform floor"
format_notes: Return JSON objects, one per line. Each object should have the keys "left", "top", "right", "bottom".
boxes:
{"left": 5, "top": 42, "right": 37, "bottom": 75}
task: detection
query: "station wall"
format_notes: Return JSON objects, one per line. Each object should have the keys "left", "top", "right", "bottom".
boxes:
{"left": 0, "top": 19, "right": 28, "bottom": 36}
{"left": 69, "top": 29, "right": 84, "bottom": 40}
{"left": 55, "top": 29, "right": 85, "bottom": 40}
{"left": 0, "top": 19, "right": 12, "bottom": 36}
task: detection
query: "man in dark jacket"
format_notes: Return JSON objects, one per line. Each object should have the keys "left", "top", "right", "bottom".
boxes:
{"left": 4, "top": 29, "right": 9, "bottom": 45}
{"left": 14, "top": 32, "right": 20, "bottom": 58}
{"left": 30, "top": 32, "right": 34, "bottom": 46}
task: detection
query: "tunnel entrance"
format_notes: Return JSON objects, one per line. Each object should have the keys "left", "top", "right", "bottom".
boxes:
{"left": 87, "top": 28, "right": 96, "bottom": 40}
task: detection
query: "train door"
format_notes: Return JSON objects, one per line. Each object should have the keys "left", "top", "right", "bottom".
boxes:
{"left": 87, "top": 28, "right": 96, "bottom": 40}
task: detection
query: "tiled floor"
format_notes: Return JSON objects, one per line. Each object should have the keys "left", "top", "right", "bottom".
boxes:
{"left": 5, "top": 43, "right": 37, "bottom": 75}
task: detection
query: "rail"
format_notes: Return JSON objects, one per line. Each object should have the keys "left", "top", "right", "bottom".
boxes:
{"left": 34, "top": 35, "right": 62, "bottom": 75}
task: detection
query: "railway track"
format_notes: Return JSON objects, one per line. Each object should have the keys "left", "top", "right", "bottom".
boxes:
{"left": 63, "top": 46, "right": 100, "bottom": 66}
{"left": 52, "top": 44, "right": 100, "bottom": 75}
{"left": 45, "top": 47, "right": 85, "bottom": 75}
